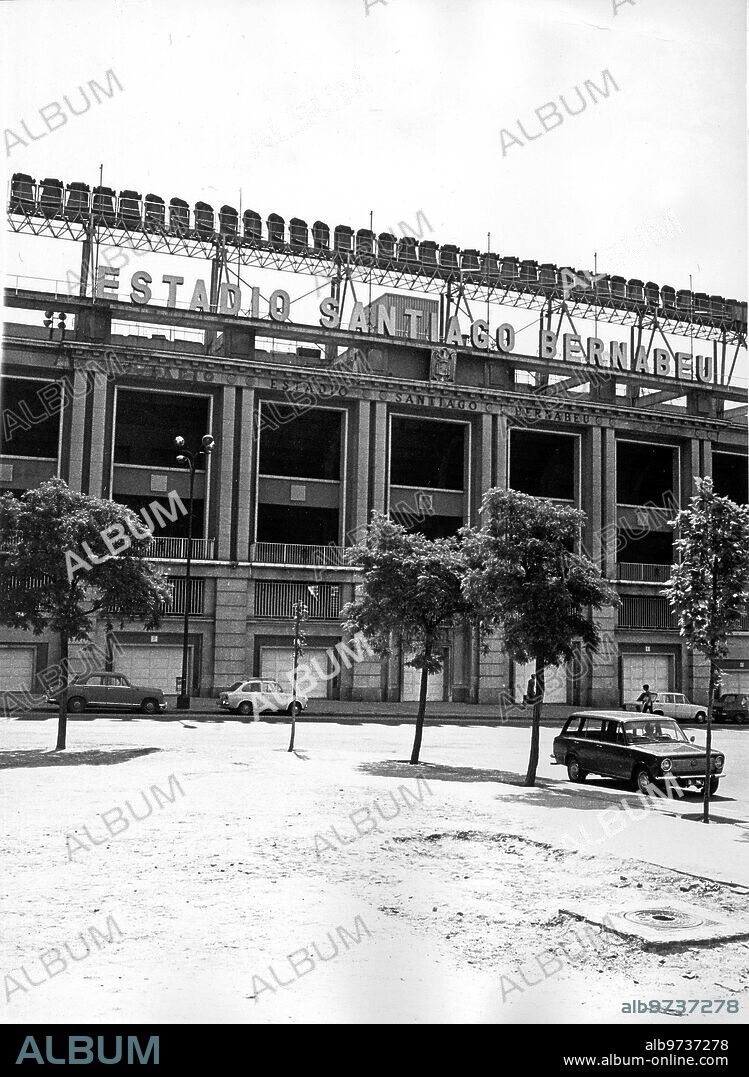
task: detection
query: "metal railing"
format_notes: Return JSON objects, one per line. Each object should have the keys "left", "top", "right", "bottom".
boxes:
{"left": 250, "top": 542, "right": 351, "bottom": 567}
{"left": 164, "top": 577, "right": 205, "bottom": 616}
{"left": 149, "top": 536, "right": 215, "bottom": 560}
{"left": 254, "top": 581, "right": 341, "bottom": 620}
{"left": 617, "top": 562, "right": 671, "bottom": 583}
{"left": 618, "top": 595, "right": 678, "bottom": 630}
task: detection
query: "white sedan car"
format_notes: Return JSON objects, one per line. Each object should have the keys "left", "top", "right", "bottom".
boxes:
{"left": 652, "top": 692, "right": 707, "bottom": 724}
{"left": 218, "top": 679, "right": 308, "bottom": 717}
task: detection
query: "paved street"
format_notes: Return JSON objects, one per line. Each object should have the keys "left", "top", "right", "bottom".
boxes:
{"left": 2, "top": 716, "right": 747, "bottom": 1024}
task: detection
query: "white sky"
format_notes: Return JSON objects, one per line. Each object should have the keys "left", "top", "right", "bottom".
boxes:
{"left": 1, "top": 0, "right": 746, "bottom": 369}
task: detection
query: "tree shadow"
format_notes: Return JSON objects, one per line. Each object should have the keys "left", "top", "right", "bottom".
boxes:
{"left": 358, "top": 759, "right": 530, "bottom": 785}
{"left": 0, "top": 747, "right": 162, "bottom": 769}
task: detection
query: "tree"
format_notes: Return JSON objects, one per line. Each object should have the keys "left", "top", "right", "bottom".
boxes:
{"left": 288, "top": 600, "right": 309, "bottom": 753}
{"left": 664, "top": 477, "right": 749, "bottom": 823}
{"left": 461, "top": 489, "right": 619, "bottom": 786}
{"left": 343, "top": 512, "right": 469, "bottom": 764}
{"left": 0, "top": 479, "right": 172, "bottom": 749}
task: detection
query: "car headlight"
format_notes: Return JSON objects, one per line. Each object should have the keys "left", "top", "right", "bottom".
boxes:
{"left": 714, "top": 755, "right": 724, "bottom": 771}
{"left": 660, "top": 758, "right": 672, "bottom": 773}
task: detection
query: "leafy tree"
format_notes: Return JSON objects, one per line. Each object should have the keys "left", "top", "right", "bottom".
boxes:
{"left": 461, "top": 489, "right": 619, "bottom": 786}
{"left": 288, "top": 600, "right": 309, "bottom": 753}
{"left": 0, "top": 479, "right": 171, "bottom": 749}
{"left": 343, "top": 512, "right": 469, "bottom": 763}
{"left": 664, "top": 477, "right": 749, "bottom": 823}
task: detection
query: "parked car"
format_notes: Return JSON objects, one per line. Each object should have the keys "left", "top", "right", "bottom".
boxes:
{"left": 713, "top": 693, "right": 748, "bottom": 724}
{"left": 45, "top": 672, "right": 167, "bottom": 714}
{"left": 552, "top": 710, "right": 726, "bottom": 796}
{"left": 651, "top": 692, "right": 707, "bottom": 724}
{"left": 218, "top": 679, "right": 308, "bottom": 717}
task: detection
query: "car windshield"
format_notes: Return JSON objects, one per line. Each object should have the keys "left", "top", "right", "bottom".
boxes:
{"left": 624, "top": 719, "right": 688, "bottom": 745}
{"left": 227, "top": 682, "right": 243, "bottom": 691}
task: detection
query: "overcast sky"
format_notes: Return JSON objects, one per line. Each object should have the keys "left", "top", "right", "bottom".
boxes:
{"left": 2, "top": 0, "right": 746, "bottom": 363}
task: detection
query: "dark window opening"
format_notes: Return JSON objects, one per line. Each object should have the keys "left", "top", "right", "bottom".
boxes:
{"left": 256, "top": 504, "right": 339, "bottom": 546}
{"left": 0, "top": 378, "right": 61, "bottom": 458}
{"left": 617, "top": 529, "right": 672, "bottom": 564}
{"left": 114, "top": 391, "right": 211, "bottom": 468}
{"left": 113, "top": 494, "right": 204, "bottom": 539}
{"left": 617, "top": 442, "right": 674, "bottom": 506}
{"left": 510, "top": 430, "right": 575, "bottom": 501}
{"left": 712, "top": 452, "right": 748, "bottom": 505}
{"left": 401, "top": 513, "right": 463, "bottom": 541}
{"left": 258, "top": 406, "right": 341, "bottom": 480}
{"left": 390, "top": 418, "right": 465, "bottom": 490}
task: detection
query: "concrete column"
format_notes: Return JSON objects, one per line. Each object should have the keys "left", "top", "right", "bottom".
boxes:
{"left": 589, "top": 605, "right": 619, "bottom": 706}
{"left": 582, "top": 425, "right": 602, "bottom": 567}
{"left": 478, "top": 632, "right": 510, "bottom": 705}
{"left": 472, "top": 412, "right": 492, "bottom": 524}
{"left": 212, "top": 575, "right": 249, "bottom": 690}
{"left": 67, "top": 368, "right": 89, "bottom": 492}
{"left": 601, "top": 426, "right": 617, "bottom": 579}
{"left": 680, "top": 438, "right": 700, "bottom": 507}
{"left": 87, "top": 372, "right": 109, "bottom": 497}
{"left": 495, "top": 415, "right": 508, "bottom": 489}
{"left": 216, "top": 386, "right": 237, "bottom": 561}
{"left": 371, "top": 401, "right": 388, "bottom": 515}
{"left": 700, "top": 438, "right": 713, "bottom": 482}
{"left": 234, "top": 387, "right": 255, "bottom": 562}
{"left": 349, "top": 400, "right": 371, "bottom": 543}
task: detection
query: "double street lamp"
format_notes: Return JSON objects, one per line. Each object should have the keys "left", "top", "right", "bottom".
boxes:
{"left": 174, "top": 432, "right": 214, "bottom": 710}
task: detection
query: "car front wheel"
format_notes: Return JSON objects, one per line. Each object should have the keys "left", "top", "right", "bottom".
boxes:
{"left": 566, "top": 756, "right": 587, "bottom": 783}
{"left": 694, "top": 711, "right": 707, "bottom": 724}
{"left": 238, "top": 701, "right": 253, "bottom": 716}
{"left": 287, "top": 701, "right": 302, "bottom": 718}
{"left": 634, "top": 766, "right": 653, "bottom": 795}
{"left": 140, "top": 698, "right": 158, "bottom": 714}
{"left": 67, "top": 696, "right": 86, "bottom": 713}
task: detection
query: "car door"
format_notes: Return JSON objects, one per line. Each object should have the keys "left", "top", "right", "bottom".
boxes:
{"left": 81, "top": 675, "right": 109, "bottom": 708}
{"left": 107, "top": 674, "right": 134, "bottom": 708}
{"left": 657, "top": 693, "right": 674, "bottom": 718}
{"left": 263, "top": 680, "right": 287, "bottom": 713}
{"left": 576, "top": 717, "right": 608, "bottom": 775}
{"left": 670, "top": 693, "right": 688, "bottom": 720}
{"left": 602, "top": 721, "right": 631, "bottom": 779}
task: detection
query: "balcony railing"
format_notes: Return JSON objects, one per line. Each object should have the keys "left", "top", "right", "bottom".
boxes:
{"left": 617, "top": 562, "right": 671, "bottom": 583}
{"left": 250, "top": 542, "right": 352, "bottom": 567}
{"left": 164, "top": 577, "right": 205, "bottom": 616}
{"left": 618, "top": 596, "right": 678, "bottom": 630}
{"left": 255, "top": 581, "right": 341, "bottom": 619}
{"left": 148, "top": 537, "right": 215, "bottom": 560}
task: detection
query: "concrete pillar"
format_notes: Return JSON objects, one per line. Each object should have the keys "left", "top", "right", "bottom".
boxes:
{"left": 87, "top": 372, "right": 109, "bottom": 497}
{"left": 495, "top": 415, "right": 508, "bottom": 489}
{"left": 582, "top": 425, "right": 602, "bottom": 567}
{"left": 588, "top": 605, "right": 619, "bottom": 706}
{"left": 235, "top": 387, "right": 255, "bottom": 562}
{"left": 478, "top": 632, "right": 510, "bottom": 705}
{"left": 67, "top": 368, "right": 89, "bottom": 492}
{"left": 680, "top": 437, "right": 700, "bottom": 507}
{"left": 371, "top": 401, "right": 388, "bottom": 515}
{"left": 212, "top": 576, "right": 249, "bottom": 691}
{"left": 700, "top": 438, "right": 713, "bottom": 482}
{"left": 472, "top": 412, "right": 492, "bottom": 524}
{"left": 216, "top": 386, "right": 237, "bottom": 561}
{"left": 601, "top": 426, "right": 617, "bottom": 579}
{"left": 349, "top": 399, "right": 371, "bottom": 543}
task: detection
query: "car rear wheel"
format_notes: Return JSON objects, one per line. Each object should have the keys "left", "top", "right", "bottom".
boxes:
{"left": 566, "top": 756, "right": 587, "bottom": 783}
{"left": 634, "top": 766, "right": 653, "bottom": 795}
{"left": 140, "top": 698, "right": 158, "bottom": 714}
{"left": 287, "top": 701, "right": 301, "bottom": 718}
{"left": 736, "top": 714, "right": 747, "bottom": 725}
{"left": 67, "top": 696, "right": 86, "bottom": 713}
{"left": 694, "top": 711, "right": 707, "bottom": 724}
{"left": 238, "top": 701, "right": 253, "bottom": 716}
{"left": 653, "top": 710, "right": 664, "bottom": 716}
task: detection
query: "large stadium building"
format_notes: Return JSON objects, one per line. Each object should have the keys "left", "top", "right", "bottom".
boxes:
{"left": 1, "top": 175, "right": 747, "bottom": 706}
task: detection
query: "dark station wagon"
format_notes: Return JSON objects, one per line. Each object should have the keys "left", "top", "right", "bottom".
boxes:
{"left": 45, "top": 672, "right": 167, "bottom": 714}
{"left": 713, "top": 693, "right": 748, "bottom": 724}
{"left": 552, "top": 711, "right": 726, "bottom": 796}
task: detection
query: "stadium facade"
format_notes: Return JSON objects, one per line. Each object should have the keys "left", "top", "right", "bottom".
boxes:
{"left": 1, "top": 174, "right": 747, "bottom": 706}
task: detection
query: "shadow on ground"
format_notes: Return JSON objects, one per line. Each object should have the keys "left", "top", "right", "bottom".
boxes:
{"left": 0, "top": 747, "right": 162, "bottom": 769}
{"left": 358, "top": 759, "right": 530, "bottom": 785}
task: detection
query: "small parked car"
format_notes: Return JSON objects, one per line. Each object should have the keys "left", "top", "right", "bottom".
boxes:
{"left": 651, "top": 692, "right": 707, "bottom": 724}
{"left": 552, "top": 710, "right": 726, "bottom": 796}
{"left": 713, "top": 693, "right": 748, "bottom": 724}
{"left": 46, "top": 672, "right": 167, "bottom": 714}
{"left": 218, "top": 679, "right": 308, "bottom": 717}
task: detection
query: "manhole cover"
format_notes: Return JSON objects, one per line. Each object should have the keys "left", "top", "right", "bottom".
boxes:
{"left": 621, "top": 908, "right": 707, "bottom": 930}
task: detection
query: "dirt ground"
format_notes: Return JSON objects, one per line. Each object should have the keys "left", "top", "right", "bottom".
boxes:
{"left": 2, "top": 716, "right": 747, "bottom": 1024}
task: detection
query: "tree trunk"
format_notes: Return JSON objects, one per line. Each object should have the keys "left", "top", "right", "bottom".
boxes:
{"left": 524, "top": 657, "right": 545, "bottom": 786}
{"left": 410, "top": 642, "right": 431, "bottom": 765}
{"left": 288, "top": 607, "right": 300, "bottom": 753}
{"left": 702, "top": 658, "right": 717, "bottom": 824}
{"left": 55, "top": 630, "right": 69, "bottom": 751}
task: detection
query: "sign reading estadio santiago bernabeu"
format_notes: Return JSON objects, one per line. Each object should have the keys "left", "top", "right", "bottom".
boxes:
{"left": 92, "top": 266, "right": 716, "bottom": 385}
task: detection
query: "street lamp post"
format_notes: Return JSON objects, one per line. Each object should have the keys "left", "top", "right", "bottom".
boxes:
{"left": 174, "top": 432, "right": 214, "bottom": 710}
